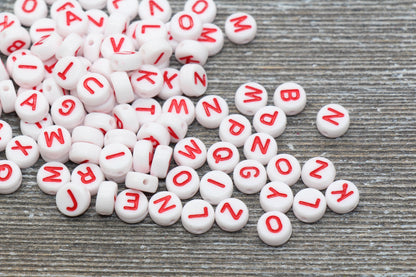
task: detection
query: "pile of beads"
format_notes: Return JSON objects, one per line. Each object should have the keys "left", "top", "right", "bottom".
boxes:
{"left": 0, "top": 0, "right": 358, "bottom": 247}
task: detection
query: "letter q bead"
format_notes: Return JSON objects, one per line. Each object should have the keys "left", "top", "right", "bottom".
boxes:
{"left": 148, "top": 191, "right": 182, "bottom": 226}
{"left": 206, "top": 141, "right": 239, "bottom": 174}
{"left": 316, "top": 103, "right": 350, "bottom": 138}
{"left": 56, "top": 182, "right": 91, "bottom": 217}
{"left": 0, "top": 160, "right": 22, "bottom": 194}
{"left": 257, "top": 211, "right": 292, "bottom": 246}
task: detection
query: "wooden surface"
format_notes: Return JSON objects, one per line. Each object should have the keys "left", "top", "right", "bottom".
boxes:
{"left": 1, "top": 0, "right": 415, "bottom": 276}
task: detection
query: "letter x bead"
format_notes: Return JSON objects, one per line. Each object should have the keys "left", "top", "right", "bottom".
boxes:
{"left": 219, "top": 114, "right": 252, "bottom": 147}
{"left": 0, "top": 120, "right": 13, "bottom": 151}
{"left": 37, "top": 161, "right": 70, "bottom": 195}
{"left": 31, "top": 32, "right": 63, "bottom": 61}
{"left": 132, "top": 98, "right": 162, "bottom": 125}
{"left": 138, "top": 0, "right": 172, "bottom": 23}
{"left": 207, "top": 141, "right": 239, "bottom": 174}
{"left": 125, "top": 171, "right": 159, "bottom": 193}
{"left": 15, "top": 90, "right": 49, "bottom": 124}
{"left": 56, "top": 182, "right": 91, "bottom": 217}
{"left": 139, "top": 39, "right": 172, "bottom": 68}
{"left": 14, "top": 0, "right": 48, "bottom": 26}
{"left": 266, "top": 154, "right": 301, "bottom": 186}
{"left": 115, "top": 189, "right": 148, "bottom": 224}
{"left": 274, "top": 82, "right": 307, "bottom": 116}
{"left": 132, "top": 140, "right": 153, "bottom": 173}
{"left": 134, "top": 19, "right": 168, "bottom": 47}
{"left": 111, "top": 72, "right": 135, "bottom": 105}
{"left": 50, "top": 96, "right": 86, "bottom": 132}
{"left": 235, "top": 82, "right": 268, "bottom": 116}
{"left": 195, "top": 95, "right": 228, "bottom": 129}
{"left": 53, "top": 56, "right": 88, "bottom": 90}
{"left": 12, "top": 54, "right": 45, "bottom": 88}
{"left": 173, "top": 137, "right": 207, "bottom": 169}
{"left": 107, "top": 0, "right": 139, "bottom": 21}
{"left": 197, "top": 23, "right": 224, "bottom": 56}
{"left": 215, "top": 198, "right": 249, "bottom": 232}
{"left": 301, "top": 157, "right": 336, "bottom": 190}
{"left": 37, "top": 125, "right": 72, "bottom": 162}
{"left": 293, "top": 188, "right": 326, "bottom": 223}
{"left": 179, "top": 63, "right": 208, "bottom": 97}
{"left": 181, "top": 199, "right": 214, "bottom": 234}
{"left": 170, "top": 11, "right": 203, "bottom": 42}
{"left": 233, "top": 159, "right": 267, "bottom": 194}
{"left": 84, "top": 112, "right": 117, "bottom": 135}
{"left": 137, "top": 122, "right": 171, "bottom": 149}
{"left": 150, "top": 145, "right": 173, "bottom": 178}
{"left": 257, "top": 211, "right": 292, "bottom": 246}
{"left": 166, "top": 166, "right": 199, "bottom": 200}
{"left": 316, "top": 103, "right": 350, "bottom": 138}
{"left": 157, "top": 113, "right": 188, "bottom": 143}
{"left": 6, "top": 135, "right": 39, "bottom": 169}
{"left": 148, "top": 191, "right": 182, "bottom": 226}
{"left": 0, "top": 160, "right": 22, "bottom": 194}
{"left": 71, "top": 163, "right": 105, "bottom": 196}
{"left": 69, "top": 142, "right": 102, "bottom": 165}
{"left": 175, "top": 40, "right": 208, "bottom": 65}
{"left": 95, "top": 181, "right": 118, "bottom": 216}
{"left": 199, "top": 170, "right": 233, "bottom": 205}
{"left": 225, "top": 12, "right": 257, "bottom": 44}
{"left": 29, "top": 18, "right": 57, "bottom": 42}
{"left": 20, "top": 114, "right": 53, "bottom": 141}
{"left": 162, "top": 95, "right": 195, "bottom": 125}
{"left": 99, "top": 143, "right": 133, "bottom": 182}
{"left": 325, "top": 180, "right": 359, "bottom": 214}
{"left": 253, "top": 106, "right": 287, "bottom": 138}
{"left": 0, "top": 26, "right": 31, "bottom": 56}
{"left": 243, "top": 133, "right": 278, "bottom": 165}
{"left": 0, "top": 80, "right": 17, "bottom": 114}
{"left": 259, "top": 181, "right": 294, "bottom": 213}
{"left": 76, "top": 72, "right": 112, "bottom": 107}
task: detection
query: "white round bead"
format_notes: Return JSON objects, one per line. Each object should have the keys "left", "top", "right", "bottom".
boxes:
{"left": 6, "top": 135, "right": 39, "bottom": 169}
{"left": 316, "top": 103, "right": 350, "bottom": 138}
{"left": 12, "top": 54, "right": 44, "bottom": 88}
{"left": 235, "top": 82, "right": 268, "bottom": 116}
{"left": 179, "top": 63, "right": 208, "bottom": 97}
{"left": 195, "top": 95, "right": 229, "bottom": 129}
{"left": 83, "top": 93, "right": 116, "bottom": 114}
{"left": 131, "top": 98, "right": 162, "bottom": 125}
{"left": 95, "top": 181, "right": 118, "bottom": 216}
{"left": 43, "top": 56, "right": 59, "bottom": 77}
{"left": 257, "top": 211, "right": 292, "bottom": 246}
{"left": 215, "top": 198, "right": 249, "bottom": 232}
{"left": 85, "top": 9, "right": 108, "bottom": 34}
{"left": 37, "top": 125, "right": 72, "bottom": 162}
{"left": 162, "top": 95, "right": 195, "bottom": 125}
{"left": 37, "top": 161, "right": 70, "bottom": 195}
{"left": 99, "top": 143, "right": 133, "bottom": 182}
{"left": 0, "top": 80, "right": 17, "bottom": 113}
{"left": 173, "top": 137, "right": 207, "bottom": 169}
{"left": 233, "top": 159, "right": 267, "bottom": 194}
{"left": 115, "top": 189, "right": 148, "bottom": 223}
{"left": 170, "top": 11, "right": 203, "bottom": 42}
{"left": 105, "top": 12, "right": 129, "bottom": 36}
{"left": 111, "top": 72, "right": 135, "bottom": 104}
{"left": 100, "top": 34, "right": 135, "bottom": 59}
{"left": 150, "top": 145, "right": 173, "bottom": 179}
{"left": 206, "top": 141, "right": 239, "bottom": 173}
{"left": 79, "top": 0, "right": 106, "bottom": 10}
{"left": 0, "top": 26, "right": 31, "bottom": 56}
{"left": 260, "top": 181, "right": 294, "bottom": 213}
{"left": 84, "top": 112, "right": 117, "bottom": 135}
{"left": 325, "top": 180, "right": 359, "bottom": 214}
{"left": 301, "top": 157, "right": 336, "bottom": 190}
{"left": 225, "top": 12, "right": 257, "bottom": 44}
{"left": 132, "top": 139, "right": 153, "bottom": 173}
{"left": 157, "top": 112, "right": 188, "bottom": 143}
{"left": 134, "top": 19, "right": 168, "bottom": 47}
{"left": 273, "top": 82, "right": 307, "bottom": 116}
{"left": 199, "top": 170, "right": 233, "bottom": 205}
{"left": 71, "top": 163, "right": 105, "bottom": 196}
{"left": 50, "top": 0, "right": 83, "bottom": 21}
{"left": 55, "top": 33, "right": 83, "bottom": 59}
{"left": 71, "top": 125, "right": 104, "bottom": 148}
{"left": 166, "top": 165, "right": 199, "bottom": 200}
{"left": 253, "top": 106, "right": 287, "bottom": 138}
{"left": 266, "top": 154, "right": 301, "bottom": 186}
{"left": 219, "top": 114, "right": 252, "bottom": 147}
{"left": 136, "top": 122, "right": 170, "bottom": 148}
{"left": 0, "top": 12, "right": 21, "bottom": 33}
{"left": 148, "top": 191, "right": 182, "bottom": 226}
{"left": 55, "top": 8, "right": 88, "bottom": 38}
{"left": 69, "top": 142, "right": 102, "bottom": 165}
{"left": 0, "top": 160, "right": 22, "bottom": 194}
{"left": 31, "top": 32, "right": 63, "bottom": 61}
{"left": 13, "top": 0, "right": 48, "bottom": 27}
{"left": 15, "top": 90, "right": 49, "bottom": 124}
{"left": 42, "top": 77, "right": 66, "bottom": 105}
{"left": 159, "top": 68, "right": 182, "bottom": 100}
{"left": 6, "top": 49, "right": 31, "bottom": 75}
{"left": 20, "top": 114, "right": 53, "bottom": 141}
{"left": 29, "top": 18, "right": 57, "bottom": 43}
{"left": 181, "top": 199, "right": 214, "bottom": 234}
{"left": 104, "top": 129, "right": 137, "bottom": 150}
{"left": 53, "top": 56, "right": 88, "bottom": 90}
{"left": 76, "top": 72, "right": 112, "bottom": 106}
{"left": 139, "top": 38, "right": 172, "bottom": 68}
{"left": 83, "top": 33, "right": 104, "bottom": 63}
{"left": 175, "top": 40, "right": 208, "bottom": 65}
{"left": 56, "top": 182, "right": 91, "bottom": 217}
{"left": 110, "top": 51, "right": 142, "bottom": 71}
{"left": 131, "top": 65, "right": 163, "bottom": 98}
{"left": 0, "top": 59, "right": 9, "bottom": 81}
{"left": 184, "top": 0, "right": 216, "bottom": 23}
{"left": 243, "top": 133, "right": 278, "bottom": 165}
{"left": 0, "top": 120, "right": 13, "bottom": 151}
{"left": 197, "top": 23, "right": 224, "bottom": 56}
{"left": 112, "top": 104, "right": 139, "bottom": 133}
{"left": 138, "top": 0, "right": 172, "bottom": 23}
{"left": 125, "top": 171, "right": 159, "bottom": 193}
{"left": 107, "top": 0, "right": 139, "bottom": 21}
{"left": 50, "top": 95, "right": 86, "bottom": 131}
{"left": 293, "top": 188, "right": 327, "bottom": 223}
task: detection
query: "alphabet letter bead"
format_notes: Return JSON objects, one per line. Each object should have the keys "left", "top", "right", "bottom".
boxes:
{"left": 6, "top": 135, "right": 39, "bottom": 169}
{"left": 56, "top": 182, "right": 91, "bottom": 217}
{"left": 257, "top": 211, "right": 292, "bottom": 246}
{"left": 50, "top": 96, "right": 86, "bottom": 131}
{"left": 274, "top": 82, "right": 307, "bottom": 116}
{"left": 132, "top": 140, "right": 153, "bottom": 173}
{"left": 55, "top": 8, "right": 88, "bottom": 37}
{"left": 115, "top": 189, "right": 148, "bottom": 223}
{"left": 197, "top": 23, "right": 224, "bottom": 56}
{"left": 100, "top": 34, "right": 135, "bottom": 59}
{"left": 181, "top": 199, "right": 214, "bottom": 234}
{"left": 166, "top": 165, "right": 199, "bottom": 200}
{"left": 29, "top": 17, "right": 56, "bottom": 42}
{"left": 71, "top": 163, "right": 105, "bottom": 196}
{"left": 253, "top": 106, "right": 287, "bottom": 138}
{"left": 125, "top": 171, "right": 159, "bottom": 193}
{"left": 12, "top": 54, "right": 45, "bottom": 88}
{"left": 215, "top": 198, "right": 249, "bottom": 232}
{"left": 259, "top": 181, "right": 293, "bottom": 213}
{"left": 175, "top": 40, "right": 208, "bottom": 65}
{"left": 148, "top": 191, "right": 182, "bottom": 226}
{"left": 157, "top": 113, "right": 188, "bottom": 143}
{"left": 233, "top": 159, "right": 267, "bottom": 194}
{"left": 235, "top": 82, "right": 267, "bottom": 116}
{"left": 184, "top": 0, "right": 217, "bottom": 23}
{"left": 76, "top": 73, "right": 112, "bottom": 106}
{"left": 99, "top": 143, "right": 133, "bottom": 182}
{"left": 195, "top": 95, "right": 228, "bottom": 129}
{"left": 132, "top": 98, "right": 162, "bottom": 125}
{"left": 243, "top": 133, "right": 278, "bottom": 165}
{"left": 0, "top": 120, "right": 13, "bottom": 151}
{"left": 0, "top": 26, "right": 31, "bottom": 55}
{"left": 159, "top": 68, "right": 182, "bottom": 100}
{"left": 20, "top": 114, "right": 53, "bottom": 141}
{"left": 219, "top": 114, "right": 252, "bottom": 147}
{"left": 316, "top": 103, "right": 350, "bottom": 138}
{"left": 199, "top": 170, "right": 233, "bottom": 205}
{"left": 293, "top": 188, "right": 326, "bottom": 223}
{"left": 69, "top": 142, "right": 102, "bottom": 165}
{"left": 37, "top": 125, "right": 72, "bottom": 163}
{"left": 37, "top": 161, "right": 70, "bottom": 195}
{"left": 162, "top": 95, "right": 195, "bottom": 125}
{"left": 131, "top": 65, "right": 163, "bottom": 98}
{"left": 13, "top": 0, "right": 48, "bottom": 27}
{"left": 0, "top": 80, "right": 17, "bottom": 113}
{"left": 266, "top": 154, "right": 301, "bottom": 186}
{"left": 139, "top": 39, "right": 172, "bottom": 68}
{"left": 71, "top": 126, "right": 104, "bottom": 148}
{"left": 15, "top": 90, "right": 49, "bottom": 123}
{"left": 150, "top": 145, "right": 173, "bottom": 178}
{"left": 136, "top": 122, "right": 171, "bottom": 148}
{"left": 173, "top": 137, "right": 207, "bottom": 169}
{"left": 110, "top": 51, "right": 142, "bottom": 72}
{"left": 225, "top": 12, "right": 257, "bottom": 44}
{"left": 111, "top": 72, "right": 135, "bottom": 104}
{"left": 325, "top": 180, "right": 359, "bottom": 214}
{"left": 53, "top": 56, "right": 88, "bottom": 90}
{"left": 107, "top": 0, "right": 139, "bottom": 21}
{"left": 301, "top": 157, "right": 336, "bottom": 190}
{"left": 134, "top": 19, "right": 168, "bottom": 47}
{"left": 84, "top": 112, "right": 117, "bottom": 135}
{"left": 206, "top": 141, "right": 239, "bottom": 173}
{"left": 95, "top": 181, "right": 118, "bottom": 216}
{"left": 170, "top": 11, "right": 203, "bottom": 42}
{"left": 0, "top": 160, "right": 22, "bottom": 194}
{"left": 179, "top": 63, "right": 208, "bottom": 96}
{"left": 138, "top": 0, "right": 172, "bottom": 23}
{"left": 104, "top": 129, "right": 137, "bottom": 150}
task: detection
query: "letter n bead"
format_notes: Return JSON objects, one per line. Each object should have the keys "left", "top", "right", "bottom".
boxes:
{"left": 316, "top": 103, "right": 350, "bottom": 138}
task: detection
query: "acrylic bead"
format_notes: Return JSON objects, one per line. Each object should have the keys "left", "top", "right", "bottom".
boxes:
{"left": 0, "top": 80, "right": 17, "bottom": 113}
{"left": 179, "top": 63, "right": 208, "bottom": 97}
{"left": 148, "top": 191, "right": 182, "bottom": 226}
{"left": 259, "top": 181, "right": 294, "bottom": 213}
{"left": 138, "top": 0, "right": 172, "bottom": 23}
{"left": 170, "top": 11, "right": 203, "bottom": 42}
{"left": 0, "top": 12, "right": 20, "bottom": 33}
{"left": 125, "top": 171, "right": 159, "bottom": 193}
{"left": 37, "top": 161, "right": 70, "bottom": 195}
{"left": 83, "top": 33, "right": 104, "bottom": 63}
{"left": 99, "top": 143, "right": 133, "bottom": 182}
{"left": 181, "top": 199, "right": 214, "bottom": 234}
{"left": 105, "top": 12, "right": 129, "bottom": 36}
{"left": 6, "top": 135, "right": 39, "bottom": 169}
{"left": 71, "top": 163, "right": 105, "bottom": 196}
{"left": 157, "top": 113, "right": 188, "bottom": 143}
{"left": 131, "top": 98, "right": 162, "bottom": 125}
{"left": 100, "top": 34, "right": 134, "bottom": 60}
{"left": 50, "top": 95, "right": 86, "bottom": 131}
{"left": 20, "top": 114, "right": 53, "bottom": 140}
{"left": 69, "top": 142, "right": 102, "bottom": 165}
{"left": 233, "top": 159, "right": 267, "bottom": 194}
{"left": 173, "top": 137, "right": 207, "bottom": 169}
{"left": 219, "top": 114, "right": 252, "bottom": 147}
{"left": 197, "top": 23, "right": 224, "bottom": 56}
{"left": 162, "top": 95, "right": 195, "bottom": 125}
{"left": 56, "top": 182, "right": 91, "bottom": 217}
{"left": 31, "top": 32, "right": 63, "bottom": 61}
{"left": 325, "top": 180, "right": 359, "bottom": 214}
{"left": 13, "top": 0, "right": 48, "bottom": 27}
{"left": 85, "top": 9, "right": 108, "bottom": 34}
{"left": 112, "top": 104, "right": 140, "bottom": 133}
{"left": 253, "top": 106, "right": 287, "bottom": 138}
{"left": 195, "top": 95, "right": 229, "bottom": 129}
{"left": 159, "top": 68, "right": 182, "bottom": 100}
{"left": 215, "top": 198, "right": 249, "bottom": 232}
{"left": 15, "top": 90, "right": 49, "bottom": 124}
{"left": 76, "top": 72, "right": 112, "bottom": 107}
{"left": 316, "top": 103, "right": 350, "bottom": 138}
{"left": 136, "top": 122, "right": 171, "bottom": 148}
{"left": 42, "top": 77, "right": 67, "bottom": 105}
{"left": 166, "top": 166, "right": 200, "bottom": 200}
{"left": 132, "top": 139, "right": 153, "bottom": 173}
{"left": 199, "top": 170, "right": 233, "bottom": 205}
{"left": 107, "top": 0, "right": 139, "bottom": 21}
{"left": 50, "top": 0, "right": 83, "bottom": 21}
{"left": 243, "top": 133, "right": 278, "bottom": 165}
{"left": 110, "top": 51, "right": 142, "bottom": 71}
{"left": 139, "top": 39, "right": 172, "bottom": 68}
{"left": 115, "top": 189, "right": 148, "bottom": 223}
{"left": 84, "top": 112, "right": 117, "bottom": 135}
{"left": 104, "top": 129, "right": 137, "bottom": 150}
{"left": 37, "top": 125, "right": 71, "bottom": 163}
{"left": 235, "top": 82, "right": 268, "bottom": 116}
{"left": 12, "top": 54, "right": 45, "bottom": 88}
{"left": 0, "top": 120, "right": 13, "bottom": 151}
{"left": 110, "top": 72, "right": 135, "bottom": 104}
{"left": 273, "top": 82, "right": 307, "bottom": 116}
{"left": 131, "top": 65, "right": 163, "bottom": 98}
{"left": 150, "top": 145, "right": 173, "bottom": 179}
{"left": 293, "top": 188, "right": 327, "bottom": 223}
{"left": 266, "top": 154, "right": 301, "bottom": 186}
{"left": 184, "top": 0, "right": 217, "bottom": 23}
{"left": 206, "top": 141, "right": 239, "bottom": 174}
{"left": 175, "top": 40, "right": 208, "bottom": 65}
{"left": 0, "top": 160, "right": 22, "bottom": 194}
{"left": 257, "top": 211, "right": 292, "bottom": 246}
{"left": 0, "top": 26, "right": 31, "bottom": 56}
{"left": 71, "top": 126, "right": 104, "bottom": 148}
{"left": 29, "top": 18, "right": 57, "bottom": 42}
{"left": 134, "top": 18, "right": 168, "bottom": 47}
{"left": 55, "top": 8, "right": 88, "bottom": 38}
{"left": 53, "top": 56, "right": 88, "bottom": 90}
{"left": 301, "top": 157, "right": 336, "bottom": 190}
{"left": 95, "top": 181, "right": 118, "bottom": 216}
{"left": 225, "top": 12, "right": 257, "bottom": 44}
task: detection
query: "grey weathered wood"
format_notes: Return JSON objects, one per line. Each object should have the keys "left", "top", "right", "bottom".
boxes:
{"left": 1, "top": 0, "right": 415, "bottom": 275}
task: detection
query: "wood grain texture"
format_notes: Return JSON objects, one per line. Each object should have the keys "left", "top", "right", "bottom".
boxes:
{"left": 1, "top": 0, "right": 415, "bottom": 276}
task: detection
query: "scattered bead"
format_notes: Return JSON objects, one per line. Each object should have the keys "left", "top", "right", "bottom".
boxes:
{"left": 219, "top": 114, "right": 252, "bottom": 147}
{"left": 274, "top": 82, "right": 307, "bottom": 116}
{"left": 125, "top": 171, "right": 159, "bottom": 193}
{"left": 233, "top": 159, "right": 267, "bottom": 194}
{"left": 56, "top": 182, "right": 91, "bottom": 217}
{"left": 301, "top": 156, "right": 336, "bottom": 190}
{"left": 37, "top": 161, "right": 70, "bottom": 195}
{"left": 95, "top": 181, "right": 118, "bottom": 216}
{"left": 325, "top": 180, "right": 359, "bottom": 214}
{"left": 166, "top": 165, "right": 200, "bottom": 200}
{"left": 199, "top": 170, "right": 233, "bottom": 205}
{"left": 6, "top": 135, "right": 39, "bottom": 168}
{"left": 257, "top": 211, "right": 292, "bottom": 246}
{"left": 181, "top": 199, "right": 214, "bottom": 234}
{"left": 173, "top": 137, "right": 207, "bottom": 169}
{"left": 115, "top": 189, "right": 148, "bottom": 223}
{"left": 259, "top": 181, "right": 294, "bottom": 213}
{"left": 71, "top": 163, "right": 105, "bottom": 196}
{"left": 0, "top": 160, "right": 22, "bottom": 194}
{"left": 316, "top": 103, "right": 350, "bottom": 138}
{"left": 215, "top": 198, "right": 249, "bottom": 232}
{"left": 206, "top": 141, "right": 239, "bottom": 173}
{"left": 266, "top": 154, "right": 301, "bottom": 186}
{"left": 148, "top": 191, "right": 182, "bottom": 226}
{"left": 225, "top": 12, "right": 257, "bottom": 44}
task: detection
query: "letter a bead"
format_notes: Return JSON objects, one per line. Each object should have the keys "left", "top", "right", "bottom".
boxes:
{"left": 15, "top": 90, "right": 49, "bottom": 123}
{"left": 0, "top": 160, "right": 22, "bottom": 194}
{"left": 115, "top": 189, "right": 148, "bottom": 224}
{"left": 316, "top": 103, "right": 350, "bottom": 138}
{"left": 257, "top": 211, "right": 292, "bottom": 246}
{"left": 56, "top": 182, "right": 91, "bottom": 217}
{"left": 148, "top": 191, "right": 182, "bottom": 226}
{"left": 181, "top": 199, "right": 214, "bottom": 234}
{"left": 325, "top": 180, "right": 359, "bottom": 214}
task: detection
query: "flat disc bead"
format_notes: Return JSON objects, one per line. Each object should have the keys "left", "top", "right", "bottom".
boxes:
{"left": 50, "top": 96, "right": 86, "bottom": 132}
{"left": 162, "top": 95, "right": 195, "bottom": 125}
{"left": 0, "top": 26, "right": 31, "bottom": 56}
{"left": 199, "top": 170, "right": 233, "bottom": 205}
{"left": 206, "top": 141, "right": 239, "bottom": 173}
{"left": 179, "top": 63, "right": 208, "bottom": 97}
{"left": 0, "top": 79, "right": 18, "bottom": 114}
{"left": 233, "top": 159, "right": 267, "bottom": 194}
{"left": 175, "top": 40, "right": 208, "bottom": 65}
{"left": 301, "top": 157, "right": 336, "bottom": 190}
{"left": 20, "top": 114, "right": 53, "bottom": 141}
{"left": 69, "top": 142, "right": 102, "bottom": 165}
{"left": 184, "top": 0, "right": 217, "bottom": 23}
{"left": 150, "top": 145, "right": 173, "bottom": 179}
{"left": 292, "top": 188, "right": 326, "bottom": 223}
{"left": 215, "top": 198, "right": 249, "bottom": 232}
{"left": 325, "top": 180, "right": 359, "bottom": 214}
{"left": 173, "top": 137, "right": 207, "bottom": 169}
{"left": 132, "top": 98, "right": 162, "bottom": 125}
{"left": 125, "top": 172, "right": 159, "bottom": 193}
{"left": 99, "top": 143, "right": 133, "bottom": 182}
{"left": 71, "top": 163, "right": 105, "bottom": 196}
{"left": 166, "top": 166, "right": 200, "bottom": 200}
{"left": 253, "top": 106, "right": 287, "bottom": 138}
{"left": 56, "top": 182, "right": 91, "bottom": 217}
{"left": 159, "top": 68, "right": 182, "bottom": 100}
{"left": 14, "top": 0, "right": 48, "bottom": 26}
{"left": 0, "top": 160, "right": 22, "bottom": 194}
{"left": 266, "top": 154, "right": 301, "bottom": 186}
{"left": 95, "top": 181, "right": 118, "bottom": 216}
{"left": 219, "top": 114, "right": 252, "bottom": 147}
{"left": 148, "top": 191, "right": 182, "bottom": 226}
{"left": 0, "top": 120, "right": 13, "bottom": 151}
{"left": 104, "top": 129, "right": 137, "bottom": 150}
{"left": 316, "top": 103, "right": 350, "bottom": 138}
{"left": 181, "top": 199, "right": 214, "bottom": 234}
{"left": 131, "top": 65, "right": 163, "bottom": 98}
{"left": 235, "top": 82, "right": 267, "bottom": 116}
{"left": 5, "top": 135, "right": 39, "bottom": 169}
{"left": 259, "top": 181, "right": 294, "bottom": 213}
{"left": 112, "top": 104, "right": 139, "bottom": 133}
{"left": 197, "top": 23, "right": 224, "bottom": 56}
{"left": 136, "top": 122, "right": 171, "bottom": 148}
{"left": 37, "top": 162, "right": 71, "bottom": 195}
{"left": 37, "top": 125, "right": 72, "bottom": 162}
{"left": 12, "top": 54, "right": 45, "bottom": 88}
{"left": 76, "top": 73, "right": 112, "bottom": 106}
{"left": 157, "top": 113, "right": 188, "bottom": 143}
{"left": 15, "top": 90, "right": 49, "bottom": 123}
{"left": 71, "top": 126, "right": 104, "bottom": 148}
{"left": 53, "top": 56, "right": 88, "bottom": 90}
{"left": 273, "top": 82, "right": 307, "bottom": 116}
{"left": 225, "top": 12, "right": 257, "bottom": 44}
{"left": 195, "top": 95, "right": 229, "bottom": 129}
{"left": 243, "top": 133, "right": 278, "bottom": 165}
{"left": 115, "top": 189, "right": 148, "bottom": 224}
{"left": 169, "top": 11, "right": 203, "bottom": 42}
{"left": 257, "top": 211, "right": 292, "bottom": 246}
{"left": 132, "top": 140, "right": 153, "bottom": 173}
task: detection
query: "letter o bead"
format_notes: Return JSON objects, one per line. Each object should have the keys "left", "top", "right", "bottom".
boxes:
{"left": 257, "top": 211, "right": 292, "bottom": 246}
{"left": 266, "top": 154, "right": 301, "bottom": 186}
{"left": 166, "top": 166, "right": 199, "bottom": 200}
